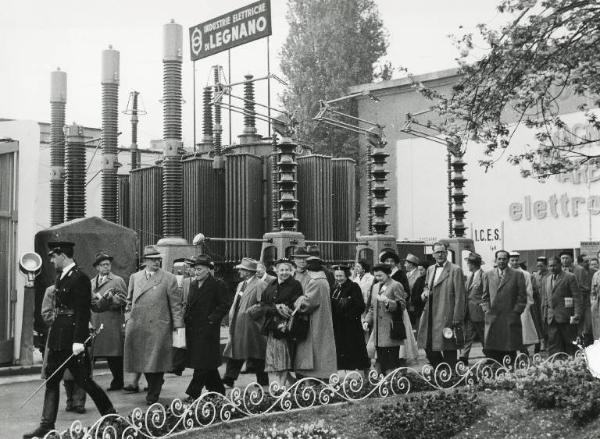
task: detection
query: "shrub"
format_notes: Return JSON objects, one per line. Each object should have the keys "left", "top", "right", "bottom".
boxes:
{"left": 234, "top": 419, "right": 345, "bottom": 439}
{"left": 367, "top": 390, "right": 486, "bottom": 439}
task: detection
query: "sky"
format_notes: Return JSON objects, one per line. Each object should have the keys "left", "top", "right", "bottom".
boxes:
{"left": 0, "top": 0, "right": 503, "bottom": 151}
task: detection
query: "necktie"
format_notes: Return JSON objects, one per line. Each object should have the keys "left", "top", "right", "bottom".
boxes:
{"left": 551, "top": 274, "right": 556, "bottom": 289}
{"left": 467, "top": 273, "right": 474, "bottom": 290}
{"left": 498, "top": 269, "right": 504, "bottom": 282}
{"left": 146, "top": 272, "right": 152, "bottom": 280}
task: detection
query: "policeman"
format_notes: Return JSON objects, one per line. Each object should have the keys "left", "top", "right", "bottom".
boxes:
{"left": 24, "top": 241, "right": 116, "bottom": 439}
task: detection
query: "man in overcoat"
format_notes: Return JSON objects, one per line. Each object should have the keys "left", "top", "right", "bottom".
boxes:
{"left": 294, "top": 256, "right": 337, "bottom": 379}
{"left": 222, "top": 258, "right": 269, "bottom": 387}
{"left": 183, "top": 255, "right": 232, "bottom": 400}
{"left": 459, "top": 252, "right": 485, "bottom": 365}
{"left": 417, "top": 242, "right": 466, "bottom": 368}
{"left": 481, "top": 250, "right": 527, "bottom": 364}
{"left": 24, "top": 242, "right": 115, "bottom": 439}
{"left": 124, "top": 245, "right": 184, "bottom": 405}
{"left": 90, "top": 252, "right": 127, "bottom": 391}
{"left": 541, "top": 256, "right": 583, "bottom": 355}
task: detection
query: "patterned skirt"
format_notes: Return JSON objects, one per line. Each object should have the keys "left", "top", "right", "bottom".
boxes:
{"left": 265, "top": 333, "right": 292, "bottom": 372}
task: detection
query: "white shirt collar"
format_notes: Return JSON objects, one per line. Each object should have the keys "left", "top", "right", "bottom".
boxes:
{"left": 60, "top": 262, "right": 76, "bottom": 280}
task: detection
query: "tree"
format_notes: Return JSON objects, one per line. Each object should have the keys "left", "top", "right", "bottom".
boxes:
{"left": 280, "top": 0, "right": 391, "bottom": 159}
{"left": 416, "top": 0, "right": 600, "bottom": 178}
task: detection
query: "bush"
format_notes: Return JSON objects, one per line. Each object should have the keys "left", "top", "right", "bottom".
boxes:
{"left": 234, "top": 420, "right": 345, "bottom": 439}
{"left": 479, "top": 355, "right": 600, "bottom": 426}
{"left": 367, "top": 390, "right": 486, "bottom": 439}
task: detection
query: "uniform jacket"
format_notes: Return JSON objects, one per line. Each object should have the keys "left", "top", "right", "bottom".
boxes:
{"left": 541, "top": 270, "right": 583, "bottom": 324}
{"left": 482, "top": 267, "right": 527, "bottom": 351}
{"left": 331, "top": 280, "right": 369, "bottom": 370}
{"left": 366, "top": 279, "right": 405, "bottom": 348}
{"left": 90, "top": 272, "right": 127, "bottom": 357}
{"left": 124, "top": 268, "right": 184, "bottom": 373}
{"left": 47, "top": 265, "right": 92, "bottom": 351}
{"left": 465, "top": 269, "right": 485, "bottom": 323}
{"left": 417, "top": 261, "right": 466, "bottom": 351}
{"left": 223, "top": 276, "right": 267, "bottom": 361}
{"left": 294, "top": 270, "right": 337, "bottom": 379}
{"left": 184, "top": 275, "right": 232, "bottom": 370}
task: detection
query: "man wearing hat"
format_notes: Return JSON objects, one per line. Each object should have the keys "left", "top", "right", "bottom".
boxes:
{"left": 123, "top": 245, "right": 184, "bottom": 405}
{"left": 183, "top": 255, "right": 232, "bottom": 400}
{"left": 90, "top": 252, "right": 127, "bottom": 391}
{"left": 222, "top": 258, "right": 269, "bottom": 388}
{"left": 293, "top": 247, "right": 312, "bottom": 290}
{"left": 509, "top": 252, "right": 540, "bottom": 352}
{"left": 404, "top": 253, "right": 426, "bottom": 327}
{"left": 24, "top": 242, "right": 115, "bottom": 439}
{"left": 459, "top": 252, "right": 485, "bottom": 365}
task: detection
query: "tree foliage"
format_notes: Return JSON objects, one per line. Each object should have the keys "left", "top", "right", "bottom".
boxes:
{"left": 280, "top": 0, "right": 391, "bottom": 159}
{"left": 417, "top": 0, "right": 600, "bottom": 178}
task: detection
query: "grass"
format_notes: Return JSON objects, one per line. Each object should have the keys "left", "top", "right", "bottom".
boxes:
{"left": 176, "top": 390, "right": 600, "bottom": 439}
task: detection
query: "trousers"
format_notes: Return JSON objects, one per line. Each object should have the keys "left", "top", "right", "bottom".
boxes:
{"left": 224, "top": 358, "right": 269, "bottom": 386}
{"left": 186, "top": 369, "right": 225, "bottom": 399}
{"left": 41, "top": 349, "right": 114, "bottom": 428}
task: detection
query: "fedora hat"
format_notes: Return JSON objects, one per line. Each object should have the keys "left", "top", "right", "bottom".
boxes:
{"left": 235, "top": 257, "right": 258, "bottom": 272}
{"left": 48, "top": 241, "right": 75, "bottom": 256}
{"left": 464, "top": 252, "right": 484, "bottom": 265}
{"left": 142, "top": 245, "right": 162, "bottom": 259}
{"left": 187, "top": 254, "right": 212, "bottom": 268}
{"left": 292, "top": 247, "right": 311, "bottom": 259}
{"left": 405, "top": 253, "right": 420, "bottom": 266}
{"left": 93, "top": 252, "right": 113, "bottom": 267}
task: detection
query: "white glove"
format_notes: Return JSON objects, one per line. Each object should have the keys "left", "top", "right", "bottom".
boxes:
{"left": 72, "top": 343, "right": 85, "bottom": 355}
{"left": 362, "top": 321, "right": 369, "bottom": 331}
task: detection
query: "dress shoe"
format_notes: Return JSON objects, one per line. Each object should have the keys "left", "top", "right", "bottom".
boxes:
{"left": 222, "top": 377, "right": 234, "bottom": 388}
{"left": 123, "top": 384, "right": 139, "bottom": 393}
{"left": 23, "top": 425, "right": 53, "bottom": 439}
{"left": 146, "top": 396, "right": 159, "bottom": 405}
{"left": 73, "top": 407, "right": 86, "bottom": 414}
{"left": 65, "top": 406, "right": 75, "bottom": 412}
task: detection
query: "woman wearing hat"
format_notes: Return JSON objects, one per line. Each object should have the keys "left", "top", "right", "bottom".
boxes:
{"left": 365, "top": 264, "right": 407, "bottom": 375}
{"left": 330, "top": 265, "right": 369, "bottom": 371}
{"left": 259, "top": 258, "right": 303, "bottom": 386}
{"left": 90, "top": 252, "right": 127, "bottom": 391}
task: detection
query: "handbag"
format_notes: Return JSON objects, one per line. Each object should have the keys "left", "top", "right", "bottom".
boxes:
{"left": 287, "top": 309, "right": 310, "bottom": 341}
{"left": 390, "top": 303, "right": 406, "bottom": 340}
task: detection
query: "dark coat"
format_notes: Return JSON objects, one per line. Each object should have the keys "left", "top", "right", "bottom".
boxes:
{"left": 409, "top": 275, "right": 425, "bottom": 326}
{"left": 223, "top": 276, "right": 267, "bottom": 360}
{"left": 124, "top": 268, "right": 184, "bottom": 373}
{"left": 260, "top": 277, "right": 303, "bottom": 336}
{"left": 392, "top": 269, "right": 410, "bottom": 299}
{"left": 482, "top": 268, "right": 527, "bottom": 351}
{"left": 417, "top": 262, "right": 466, "bottom": 351}
{"left": 184, "top": 275, "right": 232, "bottom": 370}
{"left": 330, "top": 280, "right": 369, "bottom": 370}
{"left": 90, "top": 273, "right": 127, "bottom": 357}
{"left": 541, "top": 270, "right": 583, "bottom": 324}
{"left": 466, "top": 269, "right": 485, "bottom": 323}
{"left": 47, "top": 265, "right": 92, "bottom": 351}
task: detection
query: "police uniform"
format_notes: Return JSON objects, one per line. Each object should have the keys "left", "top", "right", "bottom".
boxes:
{"left": 24, "top": 242, "right": 115, "bottom": 439}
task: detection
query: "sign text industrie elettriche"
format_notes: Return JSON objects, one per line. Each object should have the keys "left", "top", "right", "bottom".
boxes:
{"left": 189, "top": 0, "right": 272, "bottom": 61}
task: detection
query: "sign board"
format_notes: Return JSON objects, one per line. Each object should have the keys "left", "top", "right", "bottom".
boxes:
{"left": 189, "top": 0, "right": 272, "bottom": 61}
{"left": 581, "top": 241, "right": 600, "bottom": 257}
{"left": 471, "top": 222, "right": 504, "bottom": 267}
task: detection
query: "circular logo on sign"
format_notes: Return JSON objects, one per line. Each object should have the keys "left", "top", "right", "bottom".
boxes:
{"left": 191, "top": 27, "right": 203, "bottom": 56}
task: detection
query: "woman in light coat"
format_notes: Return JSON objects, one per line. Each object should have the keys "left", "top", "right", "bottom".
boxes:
{"left": 365, "top": 264, "right": 406, "bottom": 375}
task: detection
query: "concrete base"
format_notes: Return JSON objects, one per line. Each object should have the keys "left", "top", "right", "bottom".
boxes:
{"left": 156, "top": 237, "right": 198, "bottom": 272}
{"left": 356, "top": 234, "right": 398, "bottom": 267}
{"left": 261, "top": 231, "right": 305, "bottom": 264}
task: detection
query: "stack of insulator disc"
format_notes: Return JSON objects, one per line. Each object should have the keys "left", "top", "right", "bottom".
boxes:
{"left": 202, "top": 86, "right": 213, "bottom": 141}
{"left": 371, "top": 146, "right": 390, "bottom": 235}
{"left": 101, "top": 81, "right": 119, "bottom": 222}
{"left": 277, "top": 139, "right": 299, "bottom": 231}
{"left": 162, "top": 153, "right": 183, "bottom": 237}
{"left": 50, "top": 101, "right": 65, "bottom": 226}
{"left": 163, "top": 60, "right": 182, "bottom": 141}
{"left": 65, "top": 124, "right": 86, "bottom": 220}
{"left": 451, "top": 156, "right": 468, "bottom": 237}
{"left": 244, "top": 74, "right": 255, "bottom": 129}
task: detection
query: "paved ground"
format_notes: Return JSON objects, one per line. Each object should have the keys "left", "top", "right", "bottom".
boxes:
{"left": 1, "top": 343, "right": 486, "bottom": 439}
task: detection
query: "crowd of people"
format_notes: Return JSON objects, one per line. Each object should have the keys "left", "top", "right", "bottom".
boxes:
{"left": 23, "top": 239, "right": 600, "bottom": 438}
